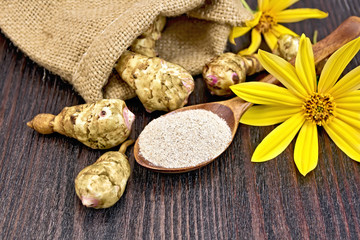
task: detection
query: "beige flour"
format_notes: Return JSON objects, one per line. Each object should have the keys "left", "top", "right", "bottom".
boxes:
{"left": 138, "top": 109, "right": 232, "bottom": 168}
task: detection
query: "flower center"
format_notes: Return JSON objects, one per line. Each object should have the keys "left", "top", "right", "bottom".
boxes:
{"left": 256, "top": 12, "right": 277, "bottom": 33}
{"left": 303, "top": 93, "right": 335, "bottom": 126}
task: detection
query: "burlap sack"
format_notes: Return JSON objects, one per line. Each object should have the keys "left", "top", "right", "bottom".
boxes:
{"left": 0, "top": 0, "right": 251, "bottom": 102}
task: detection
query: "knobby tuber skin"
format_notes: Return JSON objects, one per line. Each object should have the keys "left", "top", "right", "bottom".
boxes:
{"left": 27, "top": 99, "right": 135, "bottom": 149}
{"left": 75, "top": 140, "right": 133, "bottom": 209}
{"left": 115, "top": 51, "right": 195, "bottom": 112}
{"left": 130, "top": 15, "right": 166, "bottom": 57}
{"left": 203, "top": 34, "right": 326, "bottom": 97}
{"left": 273, "top": 34, "right": 300, "bottom": 61}
{"left": 202, "top": 53, "right": 263, "bottom": 96}
{"left": 274, "top": 34, "right": 327, "bottom": 74}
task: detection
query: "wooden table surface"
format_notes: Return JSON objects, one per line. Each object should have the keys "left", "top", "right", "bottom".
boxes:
{"left": 1, "top": 0, "right": 360, "bottom": 239}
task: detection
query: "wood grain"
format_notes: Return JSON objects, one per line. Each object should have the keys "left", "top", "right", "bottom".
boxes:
{"left": 1, "top": 0, "right": 360, "bottom": 239}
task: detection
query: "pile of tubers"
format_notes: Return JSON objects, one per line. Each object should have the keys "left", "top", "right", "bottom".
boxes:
{"left": 27, "top": 16, "right": 307, "bottom": 210}
{"left": 27, "top": 16, "right": 196, "bottom": 210}
{"left": 28, "top": 99, "right": 135, "bottom": 209}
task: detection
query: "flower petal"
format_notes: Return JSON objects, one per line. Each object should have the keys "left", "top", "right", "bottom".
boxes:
{"left": 258, "top": 0, "right": 269, "bottom": 11}
{"left": 270, "top": 0, "right": 299, "bottom": 12}
{"left": 335, "top": 91, "right": 360, "bottom": 110}
{"left": 246, "top": 11, "right": 262, "bottom": 28}
{"left": 328, "top": 65, "right": 360, "bottom": 98}
{"left": 335, "top": 108, "right": 360, "bottom": 131}
{"left": 240, "top": 105, "right": 301, "bottom": 126}
{"left": 239, "top": 28, "right": 262, "bottom": 55}
{"left": 295, "top": 34, "right": 316, "bottom": 94}
{"left": 252, "top": 112, "right": 305, "bottom": 162}
{"left": 271, "top": 24, "right": 299, "bottom": 37}
{"left": 229, "top": 26, "right": 252, "bottom": 44}
{"left": 230, "top": 82, "right": 303, "bottom": 106}
{"left": 258, "top": 49, "right": 308, "bottom": 97}
{"left": 323, "top": 118, "right": 360, "bottom": 162}
{"left": 263, "top": 30, "right": 278, "bottom": 50}
{"left": 294, "top": 121, "right": 318, "bottom": 176}
{"left": 276, "top": 9, "right": 328, "bottom": 23}
{"left": 318, "top": 36, "right": 360, "bottom": 94}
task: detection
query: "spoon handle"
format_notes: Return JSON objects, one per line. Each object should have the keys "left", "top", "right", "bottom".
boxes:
{"left": 225, "top": 16, "right": 360, "bottom": 120}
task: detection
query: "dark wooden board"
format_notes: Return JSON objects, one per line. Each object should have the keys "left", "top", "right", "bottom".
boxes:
{"left": 1, "top": 0, "right": 360, "bottom": 239}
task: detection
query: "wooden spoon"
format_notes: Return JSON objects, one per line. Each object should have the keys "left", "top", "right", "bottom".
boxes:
{"left": 134, "top": 16, "right": 360, "bottom": 173}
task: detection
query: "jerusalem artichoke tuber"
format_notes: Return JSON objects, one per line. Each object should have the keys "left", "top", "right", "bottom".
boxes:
{"left": 75, "top": 140, "right": 133, "bottom": 209}
{"left": 273, "top": 34, "right": 326, "bottom": 74}
{"left": 130, "top": 15, "right": 166, "bottom": 57}
{"left": 273, "top": 34, "right": 300, "bottom": 61}
{"left": 115, "top": 51, "right": 194, "bottom": 112}
{"left": 202, "top": 53, "right": 263, "bottom": 96}
{"left": 117, "top": 16, "right": 194, "bottom": 112}
{"left": 27, "top": 99, "right": 135, "bottom": 149}
{"left": 203, "top": 35, "right": 303, "bottom": 96}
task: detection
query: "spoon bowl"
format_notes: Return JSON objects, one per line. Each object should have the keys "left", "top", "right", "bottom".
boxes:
{"left": 134, "top": 98, "right": 248, "bottom": 173}
{"left": 134, "top": 16, "right": 360, "bottom": 173}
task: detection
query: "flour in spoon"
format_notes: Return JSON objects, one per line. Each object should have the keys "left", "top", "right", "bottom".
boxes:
{"left": 138, "top": 109, "right": 232, "bottom": 168}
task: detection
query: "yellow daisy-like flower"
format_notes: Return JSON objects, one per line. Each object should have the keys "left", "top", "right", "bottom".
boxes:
{"left": 230, "top": 0, "right": 328, "bottom": 55}
{"left": 230, "top": 34, "right": 360, "bottom": 176}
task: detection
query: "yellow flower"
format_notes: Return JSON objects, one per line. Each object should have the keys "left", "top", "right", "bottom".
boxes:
{"left": 230, "top": 34, "right": 360, "bottom": 176}
{"left": 230, "top": 0, "right": 328, "bottom": 55}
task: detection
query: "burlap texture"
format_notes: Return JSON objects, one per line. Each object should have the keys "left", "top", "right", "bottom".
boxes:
{"left": 0, "top": 0, "right": 251, "bottom": 102}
